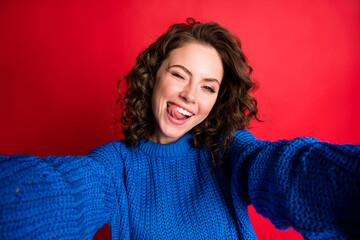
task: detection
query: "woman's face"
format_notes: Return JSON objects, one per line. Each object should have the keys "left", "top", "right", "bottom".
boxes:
{"left": 150, "top": 42, "right": 223, "bottom": 144}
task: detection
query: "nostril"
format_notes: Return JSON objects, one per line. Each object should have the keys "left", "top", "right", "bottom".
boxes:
{"left": 180, "top": 92, "right": 195, "bottom": 103}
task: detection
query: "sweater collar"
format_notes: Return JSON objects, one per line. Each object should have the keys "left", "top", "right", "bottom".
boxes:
{"left": 138, "top": 133, "right": 193, "bottom": 158}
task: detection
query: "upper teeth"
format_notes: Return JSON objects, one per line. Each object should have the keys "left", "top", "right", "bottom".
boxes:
{"left": 177, "top": 107, "right": 192, "bottom": 117}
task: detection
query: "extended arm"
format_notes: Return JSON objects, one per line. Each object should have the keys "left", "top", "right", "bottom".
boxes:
{"left": 228, "top": 130, "right": 360, "bottom": 239}
{"left": 0, "top": 142, "right": 121, "bottom": 239}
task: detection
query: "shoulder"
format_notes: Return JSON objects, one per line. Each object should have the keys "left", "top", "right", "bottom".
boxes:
{"left": 230, "top": 129, "right": 258, "bottom": 150}
{"left": 234, "top": 129, "right": 257, "bottom": 141}
{"left": 86, "top": 139, "right": 133, "bottom": 167}
{"left": 232, "top": 129, "right": 320, "bottom": 147}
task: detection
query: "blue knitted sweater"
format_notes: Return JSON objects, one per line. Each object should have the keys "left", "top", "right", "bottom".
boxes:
{"left": 1, "top": 130, "right": 359, "bottom": 239}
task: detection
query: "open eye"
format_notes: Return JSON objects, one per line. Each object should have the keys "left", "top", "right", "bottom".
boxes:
{"left": 203, "top": 86, "right": 215, "bottom": 93}
{"left": 171, "top": 72, "right": 185, "bottom": 79}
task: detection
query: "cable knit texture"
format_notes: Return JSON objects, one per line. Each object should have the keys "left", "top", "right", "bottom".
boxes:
{"left": 1, "top": 130, "right": 359, "bottom": 239}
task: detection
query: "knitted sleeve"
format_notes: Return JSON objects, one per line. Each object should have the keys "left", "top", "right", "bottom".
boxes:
{"left": 0, "top": 141, "right": 120, "bottom": 239}
{"left": 227, "top": 130, "right": 360, "bottom": 240}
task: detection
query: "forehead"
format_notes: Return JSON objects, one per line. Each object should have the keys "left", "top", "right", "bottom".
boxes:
{"left": 164, "top": 42, "right": 224, "bottom": 82}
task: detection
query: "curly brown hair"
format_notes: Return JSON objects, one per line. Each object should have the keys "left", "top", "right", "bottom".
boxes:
{"left": 114, "top": 18, "right": 259, "bottom": 166}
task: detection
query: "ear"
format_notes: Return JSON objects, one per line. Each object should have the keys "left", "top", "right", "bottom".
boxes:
{"left": 149, "top": 77, "right": 155, "bottom": 89}
{"left": 149, "top": 69, "right": 160, "bottom": 89}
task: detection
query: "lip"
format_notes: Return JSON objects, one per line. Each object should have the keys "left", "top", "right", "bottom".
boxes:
{"left": 167, "top": 102, "right": 195, "bottom": 115}
{"left": 166, "top": 102, "right": 194, "bottom": 125}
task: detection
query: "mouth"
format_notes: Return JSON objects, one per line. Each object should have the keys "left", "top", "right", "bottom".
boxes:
{"left": 167, "top": 102, "right": 194, "bottom": 120}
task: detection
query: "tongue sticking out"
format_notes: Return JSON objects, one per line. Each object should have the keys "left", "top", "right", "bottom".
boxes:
{"left": 167, "top": 104, "right": 187, "bottom": 120}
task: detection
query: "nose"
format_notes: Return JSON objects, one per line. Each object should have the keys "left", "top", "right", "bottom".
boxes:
{"left": 179, "top": 83, "right": 196, "bottom": 103}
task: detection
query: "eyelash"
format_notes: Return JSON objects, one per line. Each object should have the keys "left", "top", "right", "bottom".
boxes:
{"left": 203, "top": 86, "right": 215, "bottom": 93}
{"left": 171, "top": 71, "right": 215, "bottom": 93}
{"left": 171, "top": 72, "right": 185, "bottom": 79}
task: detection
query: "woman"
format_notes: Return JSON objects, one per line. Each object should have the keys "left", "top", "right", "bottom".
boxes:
{"left": 1, "top": 18, "right": 359, "bottom": 239}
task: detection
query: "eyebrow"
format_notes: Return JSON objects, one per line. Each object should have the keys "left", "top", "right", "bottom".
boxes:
{"left": 167, "top": 64, "right": 221, "bottom": 85}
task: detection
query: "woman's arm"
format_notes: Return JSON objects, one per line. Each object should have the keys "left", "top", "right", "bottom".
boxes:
{"left": 0, "top": 141, "right": 121, "bottom": 239}
{"left": 228, "top": 130, "right": 360, "bottom": 239}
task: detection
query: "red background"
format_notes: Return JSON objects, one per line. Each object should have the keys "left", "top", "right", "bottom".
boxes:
{"left": 1, "top": 0, "right": 359, "bottom": 239}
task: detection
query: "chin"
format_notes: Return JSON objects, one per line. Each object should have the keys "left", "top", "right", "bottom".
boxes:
{"left": 163, "top": 129, "right": 186, "bottom": 139}
{"left": 157, "top": 125, "right": 189, "bottom": 143}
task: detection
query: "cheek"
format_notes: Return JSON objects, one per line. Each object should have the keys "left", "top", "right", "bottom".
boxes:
{"left": 151, "top": 84, "right": 165, "bottom": 106}
{"left": 151, "top": 84, "right": 172, "bottom": 113}
{"left": 199, "top": 97, "right": 218, "bottom": 117}
{"left": 157, "top": 83, "right": 180, "bottom": 100}
{"left": 151, "top": 88, "right": 162, "bottom": 116}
